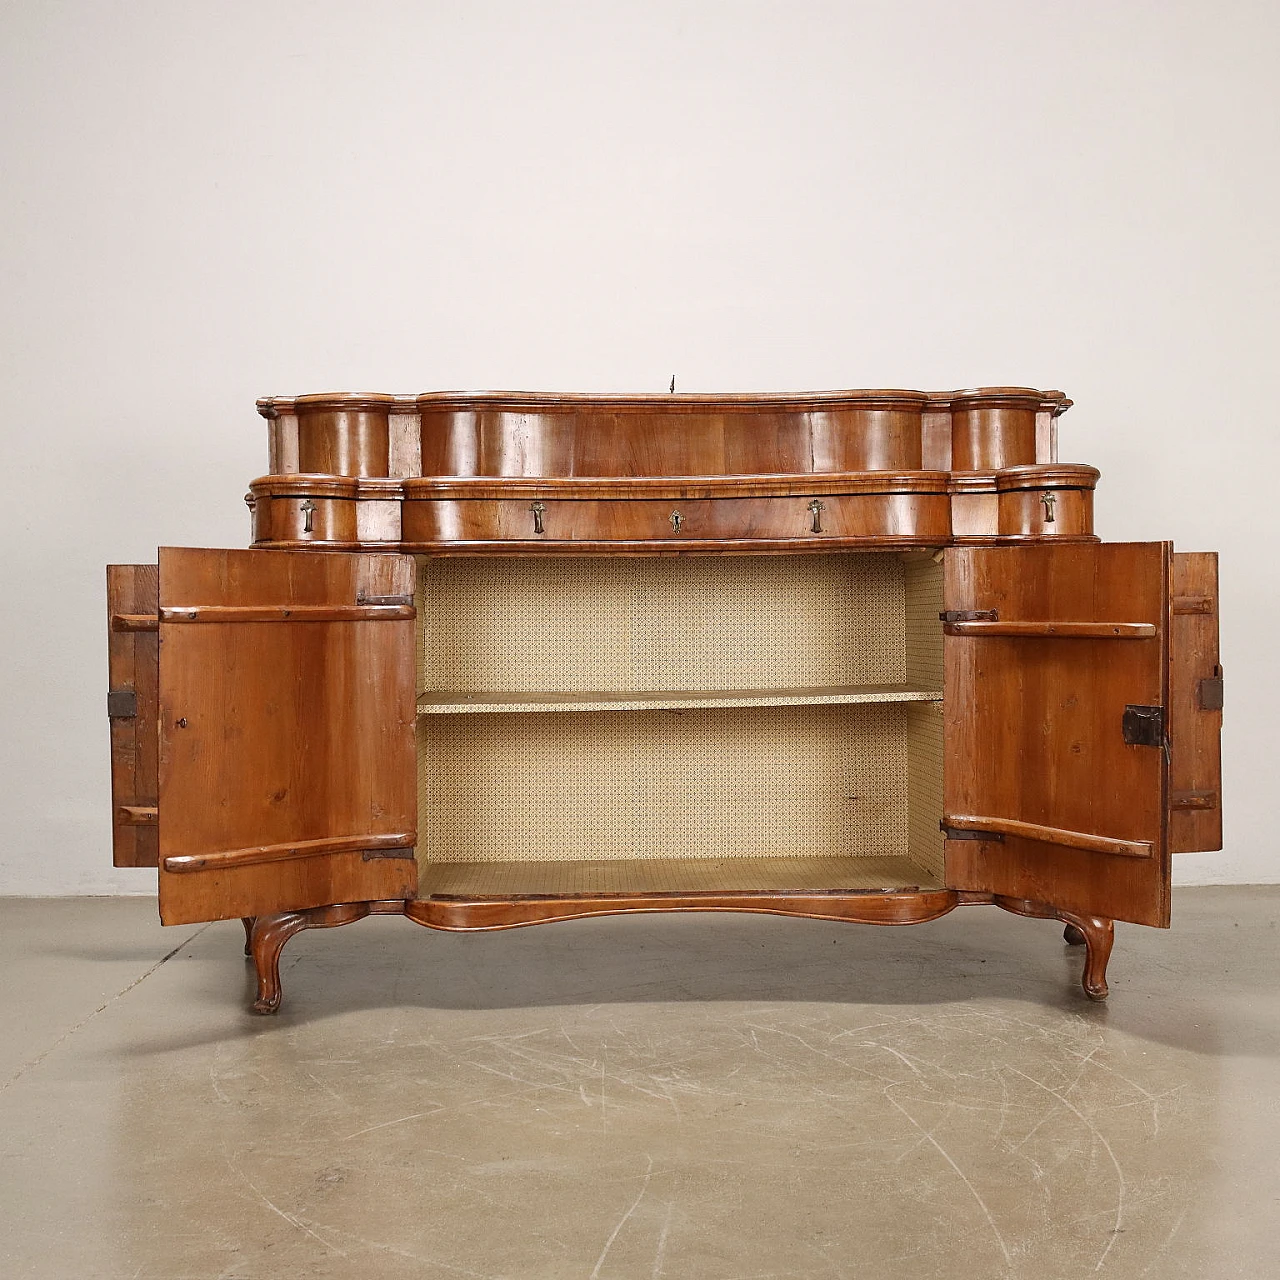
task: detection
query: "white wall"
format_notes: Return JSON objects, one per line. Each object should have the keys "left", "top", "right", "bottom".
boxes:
{"left": 1, "top": 0, "right": 1275, "bottom": 894}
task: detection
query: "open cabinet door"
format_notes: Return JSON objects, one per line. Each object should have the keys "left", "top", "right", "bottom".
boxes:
{"left": 156, "top": 548, "right": 418, "bottom": 925}
{"left": 943, "top": 542, "right": 1171, "bottom": 927}
{"left": 107, "top": 565, "right": 160, "bottom": 866}
{"left": 1169, "top": 552, "right": 1223, "bottom": 853}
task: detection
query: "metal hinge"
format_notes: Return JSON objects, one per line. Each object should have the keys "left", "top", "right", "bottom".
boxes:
{"left": 361, "top": 848, "right": 417, "bottom": 862}
{"left": 939, "top": 822, "right": 1005, "bottom": 842}
{"left": 1198, "top": 669, "right": 1224, "bottom": 711}
{"left": 939, "top": 609, "right": 999, "bottom": 624}
{"left": 107, "top": 688, "right": 138, "bottom": 719}
{"left": 355, "top": 592, "right": 415, "bottom": 607}
{"left": 1122, "top": 704, "right": 1165, "bottom": 747}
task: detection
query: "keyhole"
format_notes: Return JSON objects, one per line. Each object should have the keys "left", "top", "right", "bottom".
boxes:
{"left": 300, "top": 499, "right": 317, "bottom": 533}
{"left": 808, "top": 499, "right": 826, "bottom": 534}
{"left": 1040, "top": 492, "right": 1057, "bottom": 523}
{"left": 530, "top": 502, "right": 546, "bottom": 535}
{"left": 669, "top": 510, "right": 682, "bottom": 533}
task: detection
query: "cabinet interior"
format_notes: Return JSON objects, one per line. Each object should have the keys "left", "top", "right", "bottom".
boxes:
{"left": 413, "top": 552, "right": 945, "bottom": 897}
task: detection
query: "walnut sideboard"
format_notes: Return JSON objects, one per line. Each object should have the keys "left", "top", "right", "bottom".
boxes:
{"left": 105, "top": 388, "right": 1223, "bottom": 1013}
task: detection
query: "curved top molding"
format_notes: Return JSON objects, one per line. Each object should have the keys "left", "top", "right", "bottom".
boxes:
{"left": 257, "top": 386, "right": 1072, "bottom": 417}
{"left": 254, "top": 385, "right": 1076, "bottom": 481}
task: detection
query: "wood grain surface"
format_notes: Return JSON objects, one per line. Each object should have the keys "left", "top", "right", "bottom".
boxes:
{"left": 943, "top": 542, "right": 1172, "bottom": 928}
{"left": 1169, "top": 552, "right": 1223, "bottom": 853}
{"left": 107, "top": 564, "right": 159, "bottom": 867}
{"left": 155, "top": 548, "right": 418, "bottom": 925}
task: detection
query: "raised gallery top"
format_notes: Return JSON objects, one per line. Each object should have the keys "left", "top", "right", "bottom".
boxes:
{"left": 254, "top": 385, "right": 1073, "bottom": 479}
{"left": 245, "top": 385, "right": 1097, "bottom": 551}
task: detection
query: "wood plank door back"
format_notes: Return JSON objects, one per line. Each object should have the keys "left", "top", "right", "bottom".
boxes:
{"left": 156, "top": 548, "right": 418, "bottom": 925}
{"left": 1169, "top": 552, "right": 1223, "bottom": 853}
{"left": 107, "top": 564, "right": 160, "bottom": 866}
{"left": 944, "top": 542, "right": 1171, "bottom": 927}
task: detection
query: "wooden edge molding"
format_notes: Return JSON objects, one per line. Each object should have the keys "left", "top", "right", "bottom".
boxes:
{"left": 163, "top": 832, "right": 417, "bottom": 874}
{"left": 403, "top": 473, "right": 953, "bottom": 499}
{"left": 943, "top": 620, "right": 1156, "bottom": 639}
{"left": 403, "top": 888, "right": 962, "bottom": 932}
{"left": 257, "top": 387, "right": 1071, "bottom": 415}
{"left": 396, "top": 536, "right": 953, "bottom": 556}
{"left": 159, "top": 604, "right": 414, "bottom": 624}
{"left": 117, "top": 805, "right": 158, "bottom": 826}
{"left": 112, "top": 613, "right": 159, "bottom": 632}
{"left": 992, "top": 465, "right": 1100, "bottom": 491}
{"left": 943, "top": 815, "right": 1153, "bottom": 859}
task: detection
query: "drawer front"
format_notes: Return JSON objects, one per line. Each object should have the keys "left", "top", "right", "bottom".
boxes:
{"left": 252, "top": 494, "right": 360, "bottom": 544}
{"left": 402, "top": 493, "right": 952, "bottom": 546}
{"left": 997, "top": 486, "right": 1094, "bottom": 537}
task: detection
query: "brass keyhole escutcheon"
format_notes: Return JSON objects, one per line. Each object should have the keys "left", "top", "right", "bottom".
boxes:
{"left": 669, "top": 510, "right": 682, "bottom": 533}
{"left": 299, "top": 499, "right": 317, "bottom": 533}
{"left": 530, "top": 501, "right": 546, "bottom": 535}
{"left": 1040, "top": 492, "right": 1057, "bottom": 523}
{"left": 808, "top": 499, "right": 826, "bottom": 534}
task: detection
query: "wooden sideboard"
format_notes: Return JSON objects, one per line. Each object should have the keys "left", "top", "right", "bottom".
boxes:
{"left": 105, "top": 387, "right": 1223, "bottom": 1013}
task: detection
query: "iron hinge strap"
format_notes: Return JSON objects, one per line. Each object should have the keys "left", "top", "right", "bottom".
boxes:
{"left": 107, "top": 688, "right": 138, "bottom": 719}
{"left": 940, "top": 822, "right": 1005, "bottom": 842}
{"left": 1198, "top": 672, "right": 1224, "bottom": 711}
{"left": 1122, "top": 704, "right": 1165, "bottom": 747}
{"left": 939, "top": 609, "right": 999, "bottom": 623}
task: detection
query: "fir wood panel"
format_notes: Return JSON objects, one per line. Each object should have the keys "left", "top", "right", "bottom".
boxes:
{"left": 943, "top": 542, "right": 1171, "bottom": 927}
{"left": 1169, "top": 552, "right": 1223, "bottom": 853}
{"left": 107, "top": 564, "right": 159, "bottom": 868}
{"left": 156, "top": 548, "right": 418, "bottom": 925}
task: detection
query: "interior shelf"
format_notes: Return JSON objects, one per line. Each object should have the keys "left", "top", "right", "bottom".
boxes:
{"left": 418, "top": 855, "right": 943, "bottom": 898}
{"left": 417, "top": 683, "right": 944, "bottom": 716}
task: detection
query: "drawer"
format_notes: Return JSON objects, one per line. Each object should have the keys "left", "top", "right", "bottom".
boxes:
{"left": 401, "top": 492, "right": 952, "bottom": 546}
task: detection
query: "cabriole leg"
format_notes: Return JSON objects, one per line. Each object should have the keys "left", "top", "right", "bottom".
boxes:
{"left": 1063, "top": 923, "right": 1086, "bottom": 946}
{"left": 1056, "top": 912, "right": 1114, "bottom": 1001}
{"left": 241, "top": 917, "right": 255, "bottom": 957}
{"left": 249, "top": 912, "right": 312, "bottom": 1014}
{"left": 247, "top": 902, "right": 380, "bottom": 1015}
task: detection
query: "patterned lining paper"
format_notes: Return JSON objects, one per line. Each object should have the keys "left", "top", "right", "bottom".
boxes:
{"left": 419, "top": 855, "right": 941, "bottom": 896}
{"left": 413, "top": 553, "right": 945, "bottom": 887}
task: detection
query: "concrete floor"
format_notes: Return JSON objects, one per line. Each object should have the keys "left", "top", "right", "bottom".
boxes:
{"left": 0, "top": 890, "right": 1277, "bottom": 1279}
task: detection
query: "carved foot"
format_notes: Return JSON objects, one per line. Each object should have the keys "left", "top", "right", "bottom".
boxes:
{"left": 1057, "top": 912, "right": 1115, "bottom": 1001}
{"left": 241, "top": 917, "right": 256, "bottom": 957}
{"left": 1063, "top": 923, "right": 1086, "bottom": 946}
{"left": 249, "top": 912, "right": 312, "bottom": 1014}
{"left": 247, "top": 902, "right": 377, "bottom": 1014}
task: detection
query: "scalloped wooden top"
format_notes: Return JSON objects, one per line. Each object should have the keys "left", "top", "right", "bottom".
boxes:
{"left": 257, "top": 386, "right": 1072, "bottom": 417}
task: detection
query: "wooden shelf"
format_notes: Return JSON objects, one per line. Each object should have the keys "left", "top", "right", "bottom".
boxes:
{"left": 417, "top": 683, "right": 944, "bottom": 716}
{"left": 418, "top": 855, "right": 943, "bottom": 898}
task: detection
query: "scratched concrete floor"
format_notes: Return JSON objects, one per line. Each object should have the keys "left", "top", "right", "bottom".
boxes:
{"left": 0, "top": 890, "right": 1277, "bottom": 1280}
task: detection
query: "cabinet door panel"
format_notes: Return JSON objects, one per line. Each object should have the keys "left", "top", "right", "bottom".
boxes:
{"left": 157, "top": 548, "right": 418, "bottom": 925}
{"left": 1169, "top": 553, "right": 1223, "bottom": 853}
{"left": 944, "top": 542, "right": 1171, "bottom": 927}
{"left": 107, "top": 564, "right": 159, "bottom": 867}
